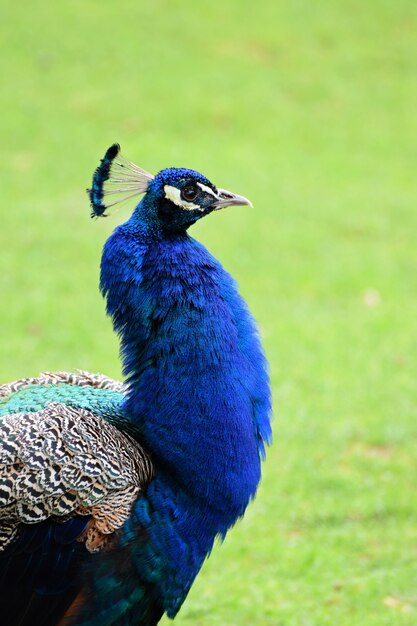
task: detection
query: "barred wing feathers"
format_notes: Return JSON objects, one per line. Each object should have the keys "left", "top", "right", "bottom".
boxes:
{"left": 0, "top": 370, "right": 126, "bottom": 398}
{"left": 0, "top": 372, "right": 153, "bottom": 553}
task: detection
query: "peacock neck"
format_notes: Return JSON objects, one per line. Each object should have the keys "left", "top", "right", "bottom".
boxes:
{"left": 101, "top": 216, "right": 263, "bottom": 523}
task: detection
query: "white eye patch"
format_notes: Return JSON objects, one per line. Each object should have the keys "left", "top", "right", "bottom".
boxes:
{"left": 196, "top": 182, "right": 217, "bottom": 198}
{"left": 164, "top": 185, "right": 202, "bottom": 211}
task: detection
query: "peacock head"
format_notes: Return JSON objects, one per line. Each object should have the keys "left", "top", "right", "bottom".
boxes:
{"left": 88, "top": 144, "right": 252, "bottom": 232}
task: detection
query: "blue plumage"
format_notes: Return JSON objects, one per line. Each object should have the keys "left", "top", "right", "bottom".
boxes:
{"left": 95, "top": 160, "right": 272, "bottom": 621}
{"left": 0, "top": 146, "right": 271, "bottom": 625}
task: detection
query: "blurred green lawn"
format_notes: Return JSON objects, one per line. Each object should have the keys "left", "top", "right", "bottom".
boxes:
{"left": 1, "top": 1, "right": 416, "bottom": 624}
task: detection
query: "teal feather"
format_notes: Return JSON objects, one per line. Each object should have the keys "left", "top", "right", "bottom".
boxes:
{"left": 0, "top": 384, "right": 124, "bottom": 417}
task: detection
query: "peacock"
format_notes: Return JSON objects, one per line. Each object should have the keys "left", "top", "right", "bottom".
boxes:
{"left": 0, "top": 144, "right": 272, "bottom": 626}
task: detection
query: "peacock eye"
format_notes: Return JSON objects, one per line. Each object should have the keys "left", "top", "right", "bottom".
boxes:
{"left": 181, "top": 183, "right": 199, "bottom": 203}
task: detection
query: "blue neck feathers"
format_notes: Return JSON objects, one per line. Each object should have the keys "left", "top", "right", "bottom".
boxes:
{"left": 99, "top": 199, "right": 271, "bottom": 615}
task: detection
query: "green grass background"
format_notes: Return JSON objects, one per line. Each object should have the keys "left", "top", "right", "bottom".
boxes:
{"left": 1, "top": 1, "right": 416, "bottom": 624}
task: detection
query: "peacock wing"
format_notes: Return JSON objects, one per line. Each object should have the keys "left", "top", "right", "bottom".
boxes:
{"left": 0, "top": 373, "right": 153, "bottom": 553}
{"left": 0, "top": 371, "right": 154, "bottom": 626}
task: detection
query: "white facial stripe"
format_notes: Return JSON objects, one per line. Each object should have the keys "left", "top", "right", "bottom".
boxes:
{"left": 164, "top": 185, "right": 202, "bottom": 211}
{"left": 197, "top": 182, "right": 217, "bottom": 198}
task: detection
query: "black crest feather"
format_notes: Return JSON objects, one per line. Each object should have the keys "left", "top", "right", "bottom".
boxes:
{"left": 88, "top": 144, "right": 154, "bottom": 218}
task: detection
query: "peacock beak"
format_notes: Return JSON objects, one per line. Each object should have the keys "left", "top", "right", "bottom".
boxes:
{"left": 212, "top": 188, "right": 253, "bottom": 210}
